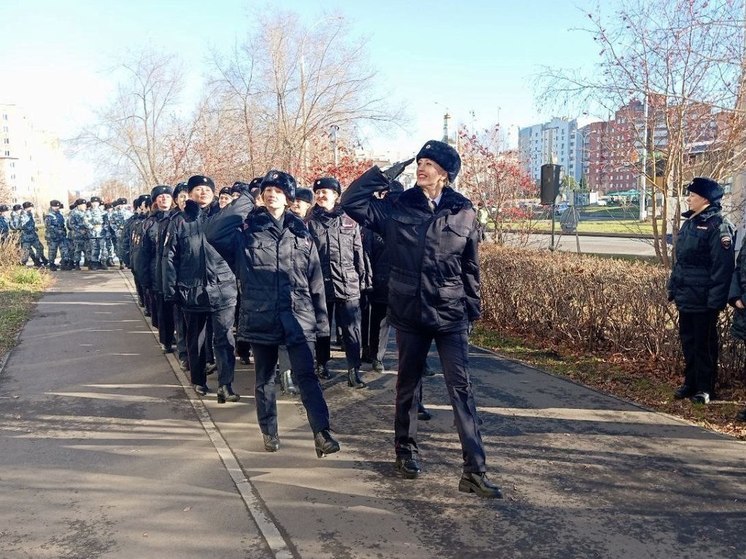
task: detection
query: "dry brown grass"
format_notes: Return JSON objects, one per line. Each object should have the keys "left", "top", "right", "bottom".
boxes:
{"left": 477, "top": 245, "right": 746, "bottom": 439}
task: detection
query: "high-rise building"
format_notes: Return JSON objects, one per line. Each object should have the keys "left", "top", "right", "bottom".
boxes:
{"left": 518, "top": 117, "right": 583, "bottom": 185}
{"left": 0, "top": 103, "right": 68, "bottom": 208}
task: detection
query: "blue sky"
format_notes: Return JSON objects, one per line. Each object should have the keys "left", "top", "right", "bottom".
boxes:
{"left": 1, "top": 0, "right": 605, "bottom": 171}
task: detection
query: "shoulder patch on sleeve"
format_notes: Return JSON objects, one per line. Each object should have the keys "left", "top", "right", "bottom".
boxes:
{"left": 721, "top": 235, "right": 732, "bottom": 249}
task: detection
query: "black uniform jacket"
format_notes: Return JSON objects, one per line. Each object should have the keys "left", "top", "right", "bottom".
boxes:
{"left": 121, "top": 214, "right": 139, "bottom": 268}
{"left": 137, "top": 209, "right": 175, "bottom": 293}
{"left": 668, "top": 203, "right": 734, "bottom": 312}
{"left": 204, "top": 193, "right": 329, "bottom": 346}
{"left": 340, "top": 166, "right": 481, "bottom": 333}
{"left": 128, "top": 214, "right": 148, "bottom": 280}
{"left": 162, "top": 200, "right": 237, "bottom": 312}
{"left": 361, "top": 226, "right": 390, "bottom": 305}
{"left": 307, "top": 204, "right": 370, "bottom": 301}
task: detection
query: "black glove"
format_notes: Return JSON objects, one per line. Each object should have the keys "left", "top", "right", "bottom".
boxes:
{"left": 184, "top": 199, "right": 200, "bottom": 220}
{"left": 382, "top": 157, "right": 414, "bottom": 181}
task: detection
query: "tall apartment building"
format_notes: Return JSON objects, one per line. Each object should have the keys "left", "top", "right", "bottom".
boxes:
{"left": 0, "top": 103, "right": 68, "bottom": 207}
{"left": 518, "top": 117, "right": 583, "bottom": 185}
{"left": 580, "top": 96, "right": 718, "bottom": 193}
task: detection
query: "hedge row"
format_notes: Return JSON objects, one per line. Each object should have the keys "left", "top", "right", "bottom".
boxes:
{"left": 479, "top": 245, "right": 746, "bottom": 388}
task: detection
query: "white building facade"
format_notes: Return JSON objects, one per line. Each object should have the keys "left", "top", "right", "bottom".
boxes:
{"left": 518, "top": 117, "right": 584, "bottom": 185}
{"left": 0, "top": 103, "right": 68, "bottom": 208}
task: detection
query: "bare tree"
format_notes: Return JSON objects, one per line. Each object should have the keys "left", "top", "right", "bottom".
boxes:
{"left": 458, "top": 125, "right": 535, "bottom": 245}
{"left": 0, "top": 165, "right": 11, "bottom": 202}
{"left": 210, "top": 10, "right": 399, "bottom": 178}
{"left": 537, "top": 0, "right": 745, "bottom": 266}
{"left": 95, "top": 178, "right": 131, "bottom": 203}
{"left": 75, "top": 48, "right": 185, "bottom": 189}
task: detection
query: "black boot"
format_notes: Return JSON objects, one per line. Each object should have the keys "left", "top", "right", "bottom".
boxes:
{"left": 458, "top": 472, "right": 503, "bottom": 499}
{"left": 106, "top": 257, "right": 115, "bottom": 267}
{"left": 263, "top": 433, "right": 280, "bottom": 452}
{"left": 313, "top": 430, "right": 340, "bottom": 458}
{"left": 98, "top": 260, "right": 109, "bottom": 270}
{"left": 347, "top": 368, "right": 366, "bottom": 389}
{"left": 49, "top": 263, "right": 59, "bottom": 271}
{"left": 316, "top": 362, "right": 332, "bottom": 380}
{"left": 217, "top": 384, "right": 240, "bottom": 404}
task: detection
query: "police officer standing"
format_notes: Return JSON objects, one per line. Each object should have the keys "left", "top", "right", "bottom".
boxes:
{"left": 308, "top": 176, "right": 370, "bottom": 388}
{"left": 341, "top": 140, "right": 502, "bottom": 498}
{"left": 668, "top": 177, "right": 734, "bottom": 405}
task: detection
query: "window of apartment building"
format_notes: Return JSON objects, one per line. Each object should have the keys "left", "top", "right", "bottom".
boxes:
{"left": 2, "top": 114, "right": 7, "bottom": 121}
{"left": 10, "top": 174, "right": 15, "bottom": 180}
{"left": 3, "top": 138, "right": 8, "bottom": 144}
{"left": 3, "top": 151, "right": 9, "bottom": 156}
{"left": 2, "top": 126, "right": 7, "bottom": 133}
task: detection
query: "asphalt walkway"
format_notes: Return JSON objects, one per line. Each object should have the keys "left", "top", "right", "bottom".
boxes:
{"left": 1, "top": 270, "right": 744, "bottom": 559}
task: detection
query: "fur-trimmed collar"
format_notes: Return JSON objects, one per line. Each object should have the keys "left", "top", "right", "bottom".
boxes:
{"left": 309, "top": 204, "right": 345, "bottom": 223}
{"left": 246, "top": 207, "right": 311, "bottom": 238}
{"left": 682, "top": 203, "right": 721, "bottom": 221}
{"left": 396, "top": 186, "right": 472, "bottom": 213}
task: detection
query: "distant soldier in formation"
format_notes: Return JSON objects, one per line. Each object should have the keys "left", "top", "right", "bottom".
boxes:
{"left": 0, "top": 204, "right": 10, "bottom": 241}
{"left": 44, "top": 200, "right": 70, "bottom": 271}
{"left": 67, "top": 199, "right": 88, "bottom": 270}
{"left": 16, "top": 202, "right": 48, "bottom": 267}
{"left": 102, "top": 202, "right": 116, "bottom": 268}
{"left": 110, "top": 198, "right": 133, "bottom": 270}
{"left": 84, "top": 196, "right": 107, "bottom": 270}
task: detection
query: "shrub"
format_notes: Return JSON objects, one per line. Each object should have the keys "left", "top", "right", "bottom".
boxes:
{"left": 0, "top": 235, "right": 22, "bottom": 268}
{"left": 479, "top": 245, "right": 746, "bottom": 388}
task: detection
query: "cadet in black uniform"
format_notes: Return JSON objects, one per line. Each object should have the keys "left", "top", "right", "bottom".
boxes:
{"left": 668, "top": 177, "right": 734, "bottom": 405}
{"left": 205, "top": 171, "right": 340, "bottom": 457}
{"left": 341, "top": 140, "right": 502, "bottom": 498}
{"left": 307, "top": 177, "right": 370, "bottom": 388}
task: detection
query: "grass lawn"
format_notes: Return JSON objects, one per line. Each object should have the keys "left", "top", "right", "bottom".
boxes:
{"left": 525, "top": 219, "right": 656, "bottom": 235}
{"left": 0, "top": 263, "right": 52, "bottom": 361}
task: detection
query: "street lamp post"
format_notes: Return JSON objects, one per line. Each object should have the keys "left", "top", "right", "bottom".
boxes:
{"left": 329, "top": 124, "right": 339, "bottom": 167}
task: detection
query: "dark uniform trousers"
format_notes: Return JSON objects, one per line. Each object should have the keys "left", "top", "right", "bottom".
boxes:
{"left": 173, "top": 304, "right": 188, "bottom": 364}
{"left": 316, "top": 298, "right": 362, "bottom": 369}
{"left": 184, "top": 306, "right": 235, "bottom": 387}
{"left": 251, "top": 341, "right": 330, "bottom": 436}
{"left": 679, "top": 310, "right": 719, "bottom": 394}
{"left": 367, "top": 301, "right": 389, "bottom": 361}
{"left": 155, "top": 293, "right": 175, "bottom": 349}
{"left": 395, "top": 328, "right": 487, "bottom": 474}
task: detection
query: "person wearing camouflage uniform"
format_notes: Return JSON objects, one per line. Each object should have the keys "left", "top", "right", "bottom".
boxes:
{"left": 84, "top": 196, "right": 107, "bottom": 270}
{"left": 67, "top": 199, "right": 88, "bottom": 270}
{"left": 0, "top": 204, "right": 10, "bottom": 241}
{"left": 110, "top": 198, "right": 133, "bottom": 270}
{"left": 16, "top": 202, "right": 48, "bottom": 267}
{"left": 44, "top": 200, "right": 70, "bottom": 271}
{"left": 103, "top": 203, "right": 116, "bottom": 267}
